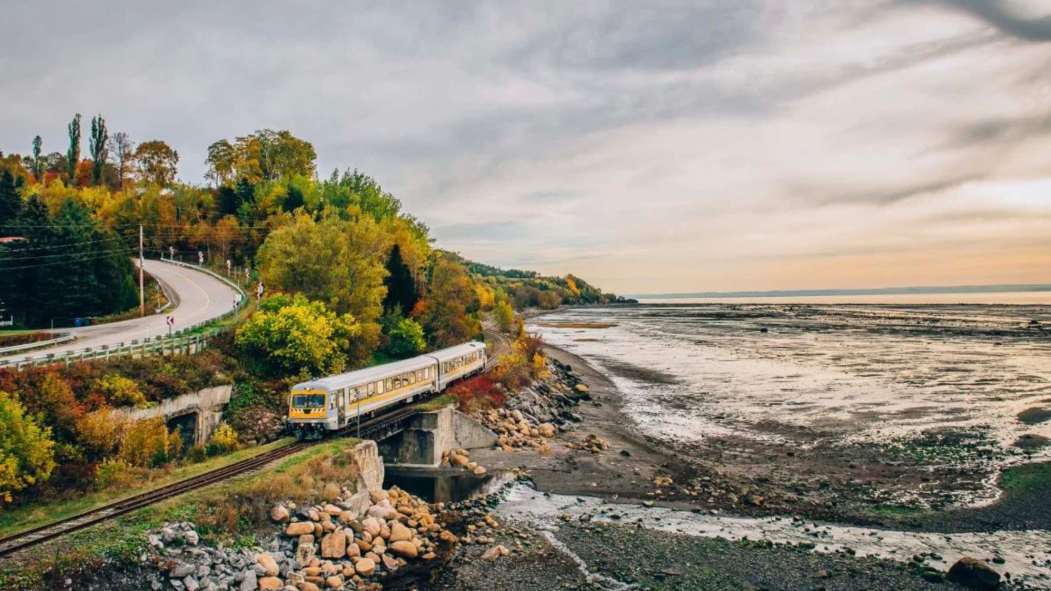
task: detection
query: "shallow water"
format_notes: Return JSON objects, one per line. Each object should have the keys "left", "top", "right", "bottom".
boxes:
{"left": 497, "top": 483, "right": 1051, "bottom": 589}
{"left": 531, "top": 304, "right": 1051, "bottom": 506}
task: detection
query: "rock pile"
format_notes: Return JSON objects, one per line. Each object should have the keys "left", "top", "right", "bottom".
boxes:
{"left": 473, "top": 359, "right": 590, "bottom": 451}
{"left": 442, "top": 448, "right": 488, "bottom": 476}
{"left": 149, "top": 486, "right": 456, "bottom": 591}
{"left": 569, "top": 433, "right": 610, "bottom": 454}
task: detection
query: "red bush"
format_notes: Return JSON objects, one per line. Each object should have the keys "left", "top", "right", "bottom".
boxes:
{"left": 448, "top": 375, "right": 504, "bottom": 412}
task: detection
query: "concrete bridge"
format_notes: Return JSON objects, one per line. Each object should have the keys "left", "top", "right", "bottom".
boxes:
{"left": 377, "top": 405, "right": 496, "bottom": 467}
{"left": 117, "top": 385, "right": 233, "bottom": 446}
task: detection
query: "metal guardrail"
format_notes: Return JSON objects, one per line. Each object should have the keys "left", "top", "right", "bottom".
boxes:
{"left": 0, "top": 333, "right": 75, "bottom": 355}
{"left": 0, "top": 259, "right": 249, "bottom": 371}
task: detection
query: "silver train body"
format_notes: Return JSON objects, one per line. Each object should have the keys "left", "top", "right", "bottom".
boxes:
{"left": 287, "top": 341, "right": 487, "bottom": 439}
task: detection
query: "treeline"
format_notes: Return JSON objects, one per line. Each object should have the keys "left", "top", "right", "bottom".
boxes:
{"left": 454, "top": 252, "right": 630, "bottom": 310}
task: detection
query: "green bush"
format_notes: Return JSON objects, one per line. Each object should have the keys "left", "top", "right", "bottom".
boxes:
{"left": 384, "top": 315, "right": 426, "bottom": 359}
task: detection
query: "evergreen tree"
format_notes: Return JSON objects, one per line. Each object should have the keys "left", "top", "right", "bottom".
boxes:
{"left": 383, "top": 244, "right": 418, "bottom": 314}
{"left": 283, "top": 182, "right": 305, "bottom": 212}
{"left": 216, "top": 185, "right": 240, "bottom": 216}
{"left": 66, "top": 114, "right": 81, "bottom": 182}
{"left": 89, "top": 115, "right": 108, "bottom": 185}
{"left": 0, "top": 197, "right": 135, "bottom": 327}
{"left": 31, "top": 136, "right": 43, "bottom": 180}
{"left": 0, "top": 171, "right": 20, "bottom": 227}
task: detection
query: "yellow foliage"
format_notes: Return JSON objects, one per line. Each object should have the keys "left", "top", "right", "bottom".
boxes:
{"left": 94, "top": 457, "right": 134, "bottom": 490}
{"left": 207, "top": 423, "right": 239, "bottom": 455}
{"left": 119, "top": 418, "right": 172, "bottom": 467}
{"left": 93, "top": 374, "right": 148, "bottom": 408}
{"left": 76, "top": 408, "right": 127, "bottom": 457}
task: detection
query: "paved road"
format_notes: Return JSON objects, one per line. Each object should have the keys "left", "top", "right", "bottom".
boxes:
{"left": 0, "top": 259, "right": 242, "bottom": 364}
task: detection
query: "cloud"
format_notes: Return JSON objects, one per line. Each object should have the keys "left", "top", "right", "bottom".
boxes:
{"left": 1, "top": 1, "right": 1050, "bottom": 293}
{"left": 914, "top": 0, "right": 1051, "bottom": 41}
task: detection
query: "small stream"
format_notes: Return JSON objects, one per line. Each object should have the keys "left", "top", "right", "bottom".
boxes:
{"left": 495, "top": 483, "right": 1051, "bottom": 589}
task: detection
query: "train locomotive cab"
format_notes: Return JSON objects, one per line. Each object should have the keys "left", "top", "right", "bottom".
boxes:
{"left": 288, "top": 388, "right": 335, "bottom": 440}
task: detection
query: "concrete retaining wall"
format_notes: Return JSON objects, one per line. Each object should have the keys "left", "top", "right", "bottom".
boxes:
{"left": 379, "top": 405, "right": 497, "bottom": 467}
{"left": 116, "top": 384, "right": 233, "bottom": 445}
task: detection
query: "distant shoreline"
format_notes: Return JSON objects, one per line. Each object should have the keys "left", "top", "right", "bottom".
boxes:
{"left": 630, "top": 283, "right": 1051, "bottom": 300}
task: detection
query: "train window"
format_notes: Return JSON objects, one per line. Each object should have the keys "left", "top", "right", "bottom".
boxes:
{"left": 385, "top": 378, "right": 392, "bottom": 390}
{"left": 292, "top": 394, "right": 325, "bottom": 408}
{"left": 368, "top": 382, "right": 375, "bottom": 395}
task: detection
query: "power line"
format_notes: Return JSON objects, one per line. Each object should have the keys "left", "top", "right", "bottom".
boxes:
{"left": 0, "top": 247, "right": 133, "bottom": 262}
{"left": 0, "top": 250, "right": 136, "bottom": 271}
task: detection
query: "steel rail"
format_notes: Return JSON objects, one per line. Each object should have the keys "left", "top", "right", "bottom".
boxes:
{"left": 0, "top": 405, "right": 422, "bottom": 559}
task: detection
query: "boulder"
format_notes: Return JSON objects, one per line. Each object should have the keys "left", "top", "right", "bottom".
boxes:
{"left": 320, "top": 532, "right": 347, "bottom": 559}
{"left": 324, "top": 576, "right": 343, "bottom": 589}
{"left": 239, "top": 570, "right": 257, "bottom": 591}
{"left": 472, "top": 466, "right": 487, "bottom": 476}
{"left": 538, "top": 423, "right": 556, "bottom": 438}
{"left": 361, "top": 517, "right": 382, "bottom": 537}
{"left": 389, "top": 522, "right": 413, "bottom": 543}
{"left": 367, "top": 500, "right": 397, "bottom": 520}
{"left": 381, "top": 553, "right": 400, "bottom": 572}
{"left": 481, "top": 545, "right": 510, "bottom": 560}
{"left": 257, "top": 577, "right": 282, "bottom": 590}
{"left": 299, "top": 583, "right": 320, "bottom": 591}
{"left": 170, "top": 562, "right": 195, "bottom": 578}
{"left": 270, "top": 505, "right": 289, "bottom": 523}
{"left": 439, "top": 530, "right": 459, "bottom": 544}
{"left": 946, "top": 557, "right": 1001, "bottom": 590}
{"left": 256, "top": 553, "right": 279, "bottom": 577}
{"left": 449, "top": 453, "right": 469, "bottom": 467}
{"left": 346, "top": 541, "right": 360, "bottom": 558}
{"left": 388, "top": 541, "right": 418, "bottom": 559}
{"left": 285, "top": 522, "right": 315, "bottom": 536}
{"left": 354, "top": 558, "right": 376, "bottom": 576}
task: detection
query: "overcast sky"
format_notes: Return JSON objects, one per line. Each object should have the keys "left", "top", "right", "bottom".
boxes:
{"left": 2, "top": 1, "right": 1050, "bottom": 294}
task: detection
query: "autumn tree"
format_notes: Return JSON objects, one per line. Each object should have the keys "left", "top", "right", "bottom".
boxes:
{"left": 89, "top": 115, "right": 108, "bottom": 185}
{"left": 133, "top": 140, "right": 179, "bottom": 185}
{"left": 257, "top": 210, "right": 388, "bottom": 358}
{"left": 494, "top": 295, "right": 515, "bottom": 333}
{"left": 417, "top": 255, "right": 481, "bottom": 347}
{"left": 112, "top": 131, "right": 134, "bottom": 188}
{"left": 212, "top": 215, "right": 242, "bottom": 261}
{"left": 0, "top": 391, "right": 56, "bottom": 502}
{"left": 66, "top": 113, "right": 81, "bottom": 181}
{"left": 236, "top": 293, "right": 362, "bottom": 376}
{"left": 206, "top": 130, "right": 316, "bottom": 185}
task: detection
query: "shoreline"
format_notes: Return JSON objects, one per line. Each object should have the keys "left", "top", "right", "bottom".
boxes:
{"left": 436, "top": 342, "right": 1051, "bottom": 590}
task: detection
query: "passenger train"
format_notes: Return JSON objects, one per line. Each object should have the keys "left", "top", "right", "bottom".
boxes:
{"left": 287, "top": 341, "right": 487, "bottom": 439}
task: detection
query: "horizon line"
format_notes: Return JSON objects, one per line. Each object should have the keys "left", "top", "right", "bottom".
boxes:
{"left": 628, "top": 282, "right": 1051, "bottom": 299}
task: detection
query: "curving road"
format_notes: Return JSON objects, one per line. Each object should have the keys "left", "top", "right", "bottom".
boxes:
{"left": 0, "top": 259, "right": 242, "bottom": 365}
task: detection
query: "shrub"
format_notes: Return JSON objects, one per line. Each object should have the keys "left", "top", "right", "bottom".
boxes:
{"left": 119, "top": 418, "right": 173, "bottom": 467}
{"left": 186, "top": 444, "right": 208, "bottom": 464}
{"left": 207, "top": 423, "right": 239, "bottom": 456}
{"left": 93, "top": 374, "right": 148, "bottom": 409}
{"left": 76, "top": 407, "right": 126, "bottom": 458}
{"left": 0, "top": 391, "right": 57, "bottom": 502}
{"left": 94, "top": 457, "right": 133, "bottom": 490}
{"left": 448, "top": 376, "right": 504, "bottom": 413}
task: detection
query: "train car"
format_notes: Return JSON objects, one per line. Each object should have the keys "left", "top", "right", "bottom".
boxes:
{"left": 287, "top": 340, "right": 488, "bottom": 439}
{"left": 427, "top": 341, "right": 487, "bottom": 389}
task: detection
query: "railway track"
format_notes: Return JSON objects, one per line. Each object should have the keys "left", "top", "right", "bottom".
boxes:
{"left": 0, "top": 405, "right": 421, "bottom": 559}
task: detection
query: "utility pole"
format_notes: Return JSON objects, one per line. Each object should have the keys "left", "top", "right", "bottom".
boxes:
{"left": 139, "top": 224, "right": 145, "bottom": 317}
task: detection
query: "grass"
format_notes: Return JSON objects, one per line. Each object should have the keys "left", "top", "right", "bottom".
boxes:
{"left": 414, "top": 393, "right": 456, "bottom": 412}
{"left": 999, "top": 461, "right": 1051, "bottom": 494}
{"left": 0, "top": 438, "right": 293, "bottom": 539}
{"left": 0, "top": 435, "right": 364, "bottom": 590}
